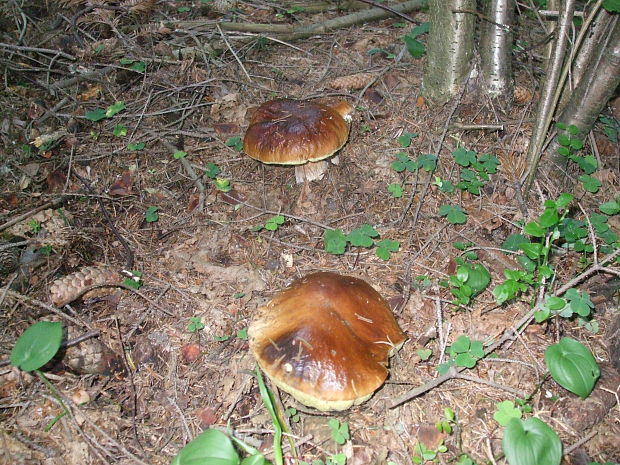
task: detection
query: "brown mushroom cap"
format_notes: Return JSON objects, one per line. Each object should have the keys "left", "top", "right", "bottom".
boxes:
{"left": 243, "top": 99, "right": 353, "bottom": 165}
{"left": 248, "top": 272, "right": 406, "bottom": 411}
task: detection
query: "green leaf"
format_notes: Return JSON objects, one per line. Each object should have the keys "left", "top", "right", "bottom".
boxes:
{"left": 236, "top": 328, "right": 248, "bottom": 340}
{"left": 130, "top": 61, "right": 146, "bottom": 73}
{"left": 463, "top": 263, "right": 491, "bottom": 294}
{"left": 567, "top": 125, "right": 579, "bottom": 136}
{"left": 10, "top": 321, "right": 63, "bottom": 372}
{"left": 328, "top": 419, "right": 350, "bottom": 445}
{"left": 545, "top": 337, "right": 600, "bottom": 398}
{"left": 403, "top": 35, "right": 426, "bottom": 57}
{"left": 113, "top": 124, "right": 128, "bottom": 137}
{"left": 451, "top": 335, "right": 471, "bottom": 353}
{"left": 478, "top": 153, "right": 500, "bottom": 173}
{"left": 603, "top": 0, "right": 620, "bottom": 13}
{"left": 502, "top": 417, "right": 562, "bottom": 465}
{"left": 599, "top": 200, "right": 620, "bottom": 215}
{"left": 523, "top": 222, "right": 545, "bottom": 237}
{"left": 439, "top": 204, "right": 467, "bottom": 224}
{"left": 398, "top": 132, "right": 417, "bottom": 147}
{"left": 502, "top": 234, "right": 529, "bottom": 251}
{"left": 205, "top": 162, "right": 221, "bottom": 179}
{"left": 324, "top": 229, "right": 347, "bottom": 255}
{"left": 347, "top": 224, "right": 379, "bottom": 247}
{"left": 538, "top": 208, "right": 559, "bottom": 228}
{"left": 455, "top": 352, "right": 477, "bottom": 368}
{"left": 170, "top": 428, "right": 240, "bottom": 465}
{"left": 214, "top": 178, "right": 231, "bottom": 192}
{"left": 127, "top": 142, "right": 146, "bottom": 151}
{"left": 579, "top": 175, "right": 601, "bottom": 193}
{"left": 557, "top": 134, "right": 571, "bottom": 147}
{"left": 574, "top": 155, "right": 597, "bottom": 174}
{"left": 565, "top": 288, "right": 594, "bottom": 317}
{"left": 416, "top": 348, "right": 432, "bottom": 360}
{"left": 519, "top": 242, "right": 543, "bottom": 259}
{"left": 453, "top": 147, "right": 477, "bottom": 167}
{"left": 545, "top": 295, "right": 566, "bottom": 311}
{"left": 410, "top": 21, "right": 430, "bottom": 38}
{"left": 105, "top": 101, "right": 125, "bottom": 117}
{"left": 494, "top": 400, "right": 522, "bottom": 426}
{"left": 555, "top": 193, "right": 573, "bottom": 209}
{"left": 173, "top": 150, "right": 188, "bottom": 159}
{"left": 264, "top": 215, "right": 285, "bottom": 231}
{"left": 376, "top": 239, "right": 400, "bottom": 260}
{"left": 145, "top": 206, "right": 159, "bottom": 223}
{"left": 388, "top": 183, "right": 403, "bottom": 198}
{"left": 417, "top": 153, "right": 438, "bottom": 172}
{"left": 187, "top": 317, "right": 205, "bottom": 333}
{"left": 225, "top": 136, "right": 243, "bottom": 152}
{"left": 84, "top": 108, "right": 107, "bottom": 122}
{"left": 570, "top": 138, "right": 584, "bottom": 150}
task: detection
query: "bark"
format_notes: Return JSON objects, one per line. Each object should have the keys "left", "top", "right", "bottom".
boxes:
{"left": 422, "top": 0, "right": 475, "bottom": 103}
{"left": 479, "top": 0, "right": 515, "bottom": 105}
{"left": 553, "top": 17, "right": 620, "bottom": 164}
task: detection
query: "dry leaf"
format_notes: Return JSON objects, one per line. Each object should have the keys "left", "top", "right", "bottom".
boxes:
{"left": 47, "top": 170, "right": 67, "bottom": 193}
{"left": 109, "top": 171, "right": 132, "bottom": 196}
{"left": 78, "top": 85, "right": 101, "bottom": 101}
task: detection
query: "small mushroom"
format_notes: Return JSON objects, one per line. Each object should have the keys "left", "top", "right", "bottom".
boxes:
{"left": 243, "top": 98, "right": 354, "bottom": 183}
{"left": 248, "top": 272, "right": 406, "bottom": 411}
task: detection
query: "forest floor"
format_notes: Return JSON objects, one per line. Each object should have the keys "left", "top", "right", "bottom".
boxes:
{"left": 1, "top": 1, "right": 619, "bottom": 464}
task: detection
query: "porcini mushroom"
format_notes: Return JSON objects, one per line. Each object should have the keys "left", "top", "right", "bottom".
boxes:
{"left": 243, "top": 98, "right": 354, "bottom": 183}
{"left": 248, "top": 272, "right": 406, "bottom": 411}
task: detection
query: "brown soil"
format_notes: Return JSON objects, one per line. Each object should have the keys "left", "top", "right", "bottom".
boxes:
{"left": 1, "top": 1, "right": 619, "bottom": 464}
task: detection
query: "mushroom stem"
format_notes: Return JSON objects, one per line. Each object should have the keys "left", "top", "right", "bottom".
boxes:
{"left": 294, "top": 160, "right": 330, "bottom": 183}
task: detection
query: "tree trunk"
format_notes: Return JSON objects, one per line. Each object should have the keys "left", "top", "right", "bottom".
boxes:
{"left": 552, "top": 17, "right": 620, "bottom": 165}
{"left": 422, "top": 0, "right": 475, "bottom": 103}
{"left": 479, "top": 0, "right": 515, "bottom": 106}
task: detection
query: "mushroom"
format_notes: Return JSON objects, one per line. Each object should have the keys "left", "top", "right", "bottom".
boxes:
{"left": 248, "top": 272, "right": 406, "bottom": 411}
{"left": 242, "top": 98, "right": 354, "bottom": 183}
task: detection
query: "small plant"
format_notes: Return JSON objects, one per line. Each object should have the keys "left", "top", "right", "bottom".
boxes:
{"left": 598, "top": 115, "right": 620, "bottom": 143}
{"left": 323, "top": 224, "right": 400, "bottom": 261}
{"left": 173, "top": 150, "right": 187, "bottom": 160}
{"left": 555, "top": 123, "right": 600, "bottom": 193}
{"left": 113, "top": 124, "right": 128, "bottom": 137}
{"left": 127, "top": 141, "right": 146, "bottom": 151}
{"left": 502, "top": 417, "right": 561, "bottom": 465}
{"left": 119, "top": 57, "right": 146, "bottom": 73}
{"left": 85, "top": 101, "right": 125, "bottom": 122}
{"left": 493, "top": 400, "right": 523, "bottom": 426}
{"left": 544, "top": 337, "right": 600, "bottom": 398}
{"left": 452, "top": 147, "right": 499, "bottom": 195}
{"left": 284, "top": 407, "right": 300, "bottom": 423}
{"left": 435, "top": 407, "right": 456, "bottom": 434}
{"left": 439, "top": 203, "right": 467, "bottom": 224}
{"left": 29, "top": 219, "right": 42, "bottom": 233}
{"left": 123, "top": 270, "right": 143, "bottom": 289}
{"left": 327, "top": 418, "right": 350, "bottom": 445}
{"left": 402, "top": 22, "right": 429, "bottom": 58}
{"left": 187, "top": 317, "right": 205, "bottom": 333}
{"left": 225, "top": 136, "right": 243, "bottom": 152}
{"left": 411, "top": 440, "right": 447, "bottom": 464}
{"left": 253, "top": 215, "right": 285, "bottom": 232}
{"left": 445, "top": 257, "right": 491, "bottom": 306}
{"left": 145, "top": 206, "right": 159, "bottom": 223}
{"left": 437, "top": 335, "right": 484, "bottom": 374}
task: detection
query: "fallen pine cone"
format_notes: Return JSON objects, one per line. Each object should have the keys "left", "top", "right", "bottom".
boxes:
{"left": 50, "top": 265, "right": 122, "bottom": 307}
{"left": 327, "top": 72, "right": 377, "bottom": 91}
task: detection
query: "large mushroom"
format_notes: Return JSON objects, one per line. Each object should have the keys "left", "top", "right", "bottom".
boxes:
{"left": 243, "top": 98, "right": 354, "bottom": 183}
{"left": 248, "top": 272, "right": 406, "bottom": 411}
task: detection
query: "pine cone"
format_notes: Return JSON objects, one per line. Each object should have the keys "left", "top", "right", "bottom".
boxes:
{"left": 513, "top": 86, "right": 533, "bottom": 105}
{"left": 49, "top": 266, "right": 122, "bottom": 307}
{"left": 0, "top": 240, "right": 21, "bottom": 277}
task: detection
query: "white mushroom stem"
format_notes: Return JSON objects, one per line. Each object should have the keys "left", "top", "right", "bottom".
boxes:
{"left": 295, "top": 160, "right": 330, "bottom": 184}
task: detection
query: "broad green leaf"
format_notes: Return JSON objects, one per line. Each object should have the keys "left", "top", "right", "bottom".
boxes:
{"left": 469, "top": 340, "right": 484, "bottom": 358}
{"left": 574, "top": 155, "right": 597, "bottom": 174}
{"left": 579, "top": 175, "right": 601, "bottom": 193}
{"left": 404, "top": 35, "right": 426, "bottom": 57}
{"left": 453, "top": 147, "right": 477, "bottom": 167}
{"left": 464, "top": 263, "right": 491, "bottom": 294}
{"left": 417, "top": 153, "right": 438, "bottom": 172}
{"left": 545, "top": 295, "right": 566, "bottom": 311}
{"left": 494, "top": 400, "right": 522, "bottom": 426}
{"left": 127, "top": 142, "right": 145, "bottom": 151}
{"left": 113, "top": 124, "right": 128, "bottom": 137}
{"left": 564, "top": 288, "right": 593, "bottom": 317}
{"left": 84, "top": 108, "right": 107, "bottom": 122}
{"left": 347, "top": 224, "right": 379, "bottom": 247}
{"left": 557, "top": 134, "right": 571, "bottom": 147}
{"left": 599, "top": 200, "right": 620, "bottom": 215}
{"left": 10, "top": 321, "right": 63, "bottom": 372}
{"left": 451, "top": 335, "right": 471, "bottom": 353}
{"left": 105, "top": 101, "right": 125, "bottom": 117}
{"left": 410, "top": 21, "right": 430, "bottom": 38}
{"left": 455, "top": 353, "right": 477, "bottom": 368}
{"left": 173, "top": 150, "right": 187, "bottom": 159}
{"left": 544, "top": 337, "right": 600, "bottom": 398}
{"left": 324, "top": 229, "right": 347, "bottom": 255}
{"left": 145, "top": 206, "right": 159, "bottom": 223}
{"left": 502, "top": 417, "right": 561, "bottom": 465}
{"left": 439, "top": 204, "right": 467, "bottom": 224}
{"left": 555, "top": 193, "right": 573, "bottom": 209}
{"left": 603, "top": 0, "right": 620, "bottom": 13}
{"left": 170, "top": 428, "right": 239, "bottom": 465}
{"left": 376, "top": 239, "right": 399, "bottom": 260}
{"left": 519, "top": 242, "right": 543, "bottom": 259}
{"left": 398, "top": 132, "right": 417, "bottom": 147}
{"left": 538, "top": 208, "right": 559, "bottom": 228}
{"left": 523, "top": 222, "right": 545, "bottom": 237}
{"left": 240, "top": 454, "right": 269, "bottom": 465}
{"left": 388, "top": 183, "right": 403, "bottom": 198}
{"left": 502, "top": 234, "right": 529, "bottom": 251}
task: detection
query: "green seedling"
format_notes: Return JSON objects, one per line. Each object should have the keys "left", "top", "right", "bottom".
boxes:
{"left": 493, "top": 400, "right": 523, "bottom": 426}
{"left": 402, "top": 22, "right": 429, "bottom": 58}
{"left": 119, "top": 58, "right": 145, "bottom": 72}
{"left": 388, "top": 183, "right": 403, "bottom": 198}
{"left": 205, "top": 162, "right": 221, "bottom": 179}
{"left": 236, "top": 328, "right": 248, "bottom": 340}
{"left": 284, "top": 407, "right": 300, "bottom": 423}
{"left": 411, "top": 440, "right": 447, "bottom": 464}
{"left": 416, "top": 348, "right": 432, "bottom": 361}
{"left": 113, "top": 124, "right": 128, "bottom": 137}
{"left": 323, "top": 225, "right": 399, "bottom": 260}
{"left": 328, "top": 418, "right": 350, "bottom": 445}
{"left": 259, "top": 215, "right": 285, "bottom": 232}
{"left": 391, "top": 152, "right": 437, "bottom": 173}
{"left": 439, "top": 203, "right": 467, "bottom": 224}
{"left": 173, "top": 150, "right": 187, "bottom": 159}
{"left": 145, "top": 206, "right": 159, "bottom": 223}
{"left": 29, "top": 219, "right": 42, "bottom": 233}
{"left": 433, "top": 176, "right": 455, "bottom": 193}
{"left": 598, "top": 115, "right": 620, "bottom": 143}
{"left": 187, "top": 317, "right": 205, "bottom": 333}
{"left": 123, "top": 270, "right": 143, "bottom": 289}
{"left": 452, "top": 147, "right": 499, "bottom": 195}
{"left": 85, "top": 101, "right": 126, "bottom": 122}
{"left": 435, "top": 407, "right": 456, "bottom": 434}
{"left": 555, "top": 123, "right": 600, "bottom": 193}
{"left": 437, "top": 335, "right": 484, "bottom": 374}
{"left": 225, "top": 136, "right": 243, "bottom": 152}
{"left": 127, "top": 142, "right": 145, "bottom": 151}
{"left": 213, "top": 178, "right": 231, "bottom": 192}
{"left": 446, "top": 258, "right": 491, "bottom": 306}
{"left": 398, "top": 132, "right": 417, "bottom": 147}
{"left": 39, "top": 245, "right": 53, "bottom": 256}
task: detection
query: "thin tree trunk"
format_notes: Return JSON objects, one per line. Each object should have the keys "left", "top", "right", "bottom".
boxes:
{"left": 553, "top": 17, "right": 620, "bottom": 163}
{"left": 422, "top": 0, "right": 475, "bottom": 103}
{"left": 479, "top": 0, "right": 515, "bottom": 106}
